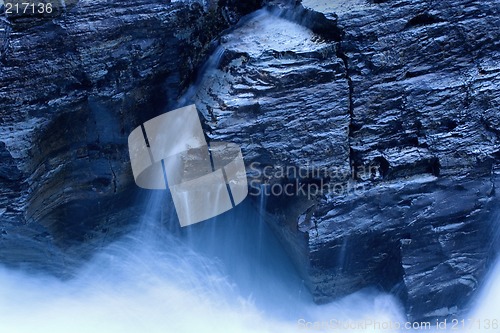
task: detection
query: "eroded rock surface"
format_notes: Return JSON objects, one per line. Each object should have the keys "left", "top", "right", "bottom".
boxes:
{"left": 193, "top": 0, "right": 500, "bottom": 321}
{"left": 0, "top": 0, "right": 499, "bottom": 322}
{"left": 0, "top": 0, "right": 261, "bottom": 272}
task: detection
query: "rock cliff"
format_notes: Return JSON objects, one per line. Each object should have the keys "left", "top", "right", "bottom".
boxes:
{"left": 0, "top": 0, "right": 261, "bottom": 272}
{"left": 0, "top": 0, "right": 499, "bottom": 322}
{"left": 192, "top": 0, "right": 500, "bottom": 321}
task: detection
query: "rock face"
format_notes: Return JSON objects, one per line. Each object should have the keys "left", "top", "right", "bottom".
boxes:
{"left": 0, "top": 0, "right": 262, "bottom": 272}
{"left": 0, "top": 0, "right": 499, "bottom": 323}
{"left": 192, "top": 0, "right": 500, "bottom": 321}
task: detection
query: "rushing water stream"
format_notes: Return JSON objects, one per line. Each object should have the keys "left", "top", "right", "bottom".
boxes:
{"left": 0, "top": 190, "right": 498, "bottom": 332}
{"left": 0, "top": 8, "right": 498, "bottom": 333}
{"left": 0, "top": 191, "right": 404, "bottom": 333}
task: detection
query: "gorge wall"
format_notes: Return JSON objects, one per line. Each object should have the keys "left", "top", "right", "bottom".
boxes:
{"left": 0, "top": 0, "right": 262, "bottom": 272}
{"left": 0, "top": 0, "right": 499, "bottom": 322}
{"left": 192, "top": 0, "right": 500, "bottom": 321}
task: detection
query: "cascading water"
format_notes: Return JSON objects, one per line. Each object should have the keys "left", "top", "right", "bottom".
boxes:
{"left": 0, "top": 7, "right": 498, "bottom": 333}
{"left": 0, "top": 190, "right": 406, "bottom": 333}
{"left": 1, "top": 189, "right": 498, "bottom": 332}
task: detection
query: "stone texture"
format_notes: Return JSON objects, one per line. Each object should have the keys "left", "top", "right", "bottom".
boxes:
{"left": 192, "top": 0, "right": 500, "bottom": 321}
{"left": 195, "top": 10, "right": 350, "bottom": 173}
{"left": 0, "top": 0, "right": 262, "bottom": 272}
{"left": 0, "top": 0, "right": 499, "bottom": 323}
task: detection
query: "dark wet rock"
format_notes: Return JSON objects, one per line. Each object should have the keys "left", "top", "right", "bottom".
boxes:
{"left": 195, "top": 11, "right": 350, "bottom": 173}
{"left": 0, "top": 0, "right": 499, "bottom": 323}
{"left": 219, "top": 0, "right": 264, "bottom": 24}
{"left": 0, "top": 0, "right": 260, "bottom": 272}
{"left": 193, "top": 0, "right": 500, "bottom": 322}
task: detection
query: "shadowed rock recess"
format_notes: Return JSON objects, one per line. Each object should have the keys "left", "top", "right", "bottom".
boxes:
{"left": 0, "top": 0, "right": 499, "bottom": 322}
{"left": 0, "top": 0, "right": 262, "bottom": 271}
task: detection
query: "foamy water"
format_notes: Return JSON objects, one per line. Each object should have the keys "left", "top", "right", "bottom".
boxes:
{"left": 0, "top": 194, "right": 497, "bottom": 333}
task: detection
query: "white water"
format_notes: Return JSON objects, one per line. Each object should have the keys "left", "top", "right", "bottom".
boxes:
{"left": 0, "top": 192, "right": 399, "bottom": 333}
{"left": 0, "top": 191, "right": 498, "bottom": 333}
{"left": 1, "top": 9, "right": 498, "bottom": 333}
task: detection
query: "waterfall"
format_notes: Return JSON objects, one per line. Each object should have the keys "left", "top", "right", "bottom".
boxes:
{"left": 0, "top": 7, "right": 498, "bottom": 333}
{"left": 0, "top": 194, "right": 498, "bottom": 332}
{"left": 0, "top": 189, "right": 408, "bottom": 333}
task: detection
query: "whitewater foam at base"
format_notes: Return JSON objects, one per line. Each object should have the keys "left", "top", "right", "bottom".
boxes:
{"left": 0, "top": 193, "right": 498, "bottom": 333}
{"left": 0, "top": 191, "right": 401, "bottom": 333}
